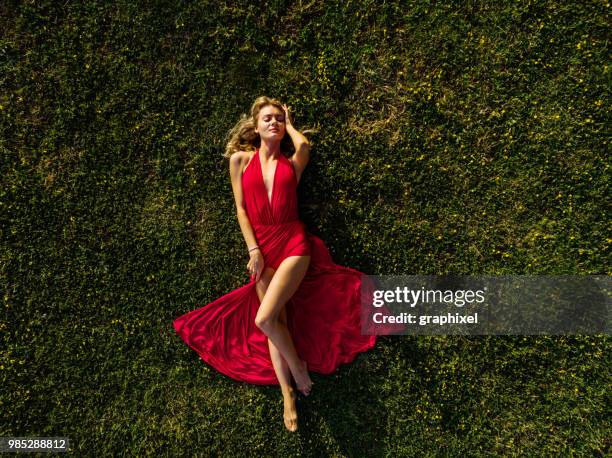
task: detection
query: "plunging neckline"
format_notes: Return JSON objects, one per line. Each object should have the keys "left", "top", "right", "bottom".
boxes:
{"left": 258, "top": 149, "right": 279, "bottom": 209}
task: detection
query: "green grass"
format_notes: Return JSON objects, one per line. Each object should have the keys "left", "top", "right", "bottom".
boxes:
{"left": 1, "top": 0, "right": 609, "bottom": 456}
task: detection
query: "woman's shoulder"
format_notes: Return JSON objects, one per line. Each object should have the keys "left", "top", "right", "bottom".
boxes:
{"left": 229, "top": 149, "right": 257, "bottom": 174}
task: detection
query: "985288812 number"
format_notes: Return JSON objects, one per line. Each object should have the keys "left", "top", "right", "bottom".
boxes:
{"left": 0, "top": 437, "right": 70, "bottom": 452}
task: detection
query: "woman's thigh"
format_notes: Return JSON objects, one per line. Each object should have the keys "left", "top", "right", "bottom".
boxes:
{"left": 256, "top": 266, "right": 289, "bottom": 324}
{"left": 255, "top": 267, "right": 276, "bottom": 302}
{"left": 256, "top": 255, "right": 310, "bottom": 321}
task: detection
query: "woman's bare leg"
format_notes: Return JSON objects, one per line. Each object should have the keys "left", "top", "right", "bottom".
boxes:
{"left": 254, "top": 255, "right": 313, "bottom": 395}
{"left": 274, "top": 307, "right": 298, "bottom": 432}
{"left": 255, "top": 267, "right": 298, "bottom": 431}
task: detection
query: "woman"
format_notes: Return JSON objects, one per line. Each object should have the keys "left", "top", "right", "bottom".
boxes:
{"left": 174, "top": 96, "right": 379, "bottom": 432}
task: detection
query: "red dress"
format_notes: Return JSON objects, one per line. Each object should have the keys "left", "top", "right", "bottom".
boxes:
{"left": 173, "top": 148, "right": 379, "bottom": 385}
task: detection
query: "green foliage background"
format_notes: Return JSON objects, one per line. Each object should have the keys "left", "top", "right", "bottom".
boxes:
{"left": 1, "top": 0, "right": 609, "bottom": 455}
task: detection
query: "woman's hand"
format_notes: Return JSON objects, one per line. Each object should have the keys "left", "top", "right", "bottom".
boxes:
{"left": 282, "top": 103, "right": 294, "bottom": 128}
{"left": 247, "top": 249, "right": 264, "bottom": 282}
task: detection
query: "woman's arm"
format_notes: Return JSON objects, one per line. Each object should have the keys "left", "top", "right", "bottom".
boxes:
{"left": 229, "top": 152, "right": 264, "bottom": 281}
{"left": 229, "top": 152, "right": 258, "bottom": 250}
{"left": 282, "top": 104, "right": 310, "bottom": 184}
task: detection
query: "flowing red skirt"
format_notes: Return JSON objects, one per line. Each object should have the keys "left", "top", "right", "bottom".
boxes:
{"left": 173, "top": 232, "right": 386, "bottom": 385}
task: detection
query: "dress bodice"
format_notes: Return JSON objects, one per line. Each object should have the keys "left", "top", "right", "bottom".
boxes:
{"left": 241, "top": 148, "right": 300, "bottom": 226}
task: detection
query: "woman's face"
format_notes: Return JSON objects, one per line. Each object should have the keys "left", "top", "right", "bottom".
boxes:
{"left": 255, "top": 105, "right": 285, "bottom": 141}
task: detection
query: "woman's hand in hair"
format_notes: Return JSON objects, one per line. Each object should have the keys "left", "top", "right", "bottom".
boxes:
{"left": 282, "top": 104, "right": 294, "bottom": 128}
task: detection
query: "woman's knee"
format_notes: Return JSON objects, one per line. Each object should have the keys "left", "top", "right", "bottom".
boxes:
{"left": 254, "top": 314, "right": 267, "bottom": 330}
{"left": 255, "top": 305, "right": 287, "bottom": 329}
{"left": 255, "top": 311, "right": 277, "bottom": 331}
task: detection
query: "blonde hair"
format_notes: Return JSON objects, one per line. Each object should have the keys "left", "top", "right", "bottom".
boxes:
{"left": 222, "top": 96, "right": 317, "bottom": 159}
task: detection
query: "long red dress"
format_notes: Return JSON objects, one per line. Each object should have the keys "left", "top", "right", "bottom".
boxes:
{"left": 173, "top": 148, "right": 379, "bottom": 385}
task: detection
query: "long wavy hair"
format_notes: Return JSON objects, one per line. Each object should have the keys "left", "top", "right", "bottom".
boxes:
{"left": 223, "top": 96, "right": 317, "bottom": 159}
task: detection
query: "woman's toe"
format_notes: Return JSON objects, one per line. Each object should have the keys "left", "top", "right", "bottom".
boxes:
{"left": 284, "top": 416, "right": 298, "bottom": 432}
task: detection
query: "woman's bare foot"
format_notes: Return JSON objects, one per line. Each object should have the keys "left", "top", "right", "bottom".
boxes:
{"left": 283, "top": 388, "right": 298, "bottom": 432}
{"left": 291, "top": 359, "right": 313, "bottom": 396}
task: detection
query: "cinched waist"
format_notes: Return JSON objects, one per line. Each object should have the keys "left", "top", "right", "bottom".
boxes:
{"left": 252, "top": 219, "right": 301, "bottom": 228}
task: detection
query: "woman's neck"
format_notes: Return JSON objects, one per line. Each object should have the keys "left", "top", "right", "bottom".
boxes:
{"left": 259, "top": 141, "right": 281, "bottom": 160}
